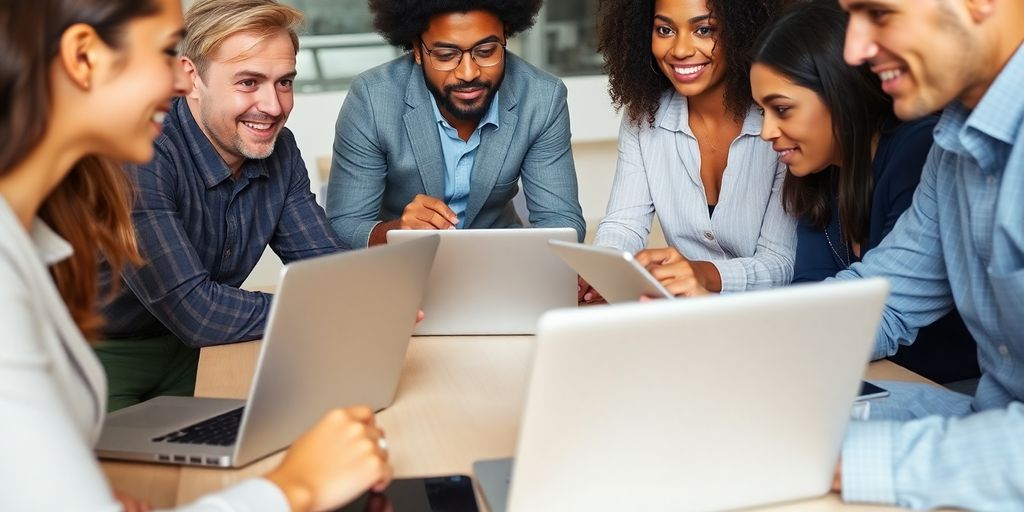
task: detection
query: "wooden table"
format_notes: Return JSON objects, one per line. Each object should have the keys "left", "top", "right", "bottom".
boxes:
{"left": 101, "top": 336, "right": 934, "bottom": 510}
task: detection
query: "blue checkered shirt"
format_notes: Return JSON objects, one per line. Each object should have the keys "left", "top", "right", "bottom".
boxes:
{"left": 834, "top": 45, "right": 1024, "bottom": 509}
{"left": 100, "top": 98, "right": 346, "bottom": 347}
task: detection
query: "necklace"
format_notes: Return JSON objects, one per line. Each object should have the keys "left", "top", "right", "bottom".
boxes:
{"left": 690, "top": 111, "right": 721, "bottom": 154}
{"left": 823, "top": 222, "right": 851, "bottom": 268}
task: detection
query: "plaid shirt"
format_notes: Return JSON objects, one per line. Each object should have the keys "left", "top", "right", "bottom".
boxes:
{"left": 100, "top": 98, "right": 346, "bottom": 347}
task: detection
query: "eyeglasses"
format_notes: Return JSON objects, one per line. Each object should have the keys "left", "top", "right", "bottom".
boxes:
{"left": 419, "top": 38, "right": 506, "bottom": 71}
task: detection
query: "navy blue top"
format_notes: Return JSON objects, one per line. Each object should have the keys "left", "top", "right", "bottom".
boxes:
{"left": 793, "top": 117, "right": 938, "bottom": 280}
{"left": 793, "top": 116, "right": 978, "bottom": 383}
{"left": 100, "top": 98, "right": 346, "bottom": 347}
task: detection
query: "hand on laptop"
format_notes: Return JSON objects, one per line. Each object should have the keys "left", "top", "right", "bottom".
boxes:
{"left": 369, "top": 195, "right": 457, "bottom": 245}
{"left": 400, "top": 194, "right": 458, "bottom": 230}
{"left": 577, "top": 276, "right": 606, "bottom": 305}
{"left": 634, "top": 247, "right": 718, "bottom": 297}
{"left": 266, "top": 406, "right": 392, "bottom": 512}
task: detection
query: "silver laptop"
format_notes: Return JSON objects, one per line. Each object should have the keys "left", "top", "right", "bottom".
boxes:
{"left": 476, "top": 278, "right": 888, "bottom": 511}
{"left": 96, "top": 235, "right": 440, "bottom": 468}
{"left": 387, "top": 228, "right": 577, "bottom": 335}
{"left": 548, "top": 240, "right": 674, "bottom": 302}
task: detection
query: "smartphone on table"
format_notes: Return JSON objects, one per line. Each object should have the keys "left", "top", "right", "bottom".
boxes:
{"left": 335, "top": 475, "right": 479, "bottom": 512}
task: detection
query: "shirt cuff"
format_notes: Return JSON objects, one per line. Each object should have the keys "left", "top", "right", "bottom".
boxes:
{"left": 841, "top": 420, "right": 900, "bottom": 505}
{"left": 187, "top": 478, "right": 289, "bottom": 512}
{"left": 357, "top": 220, "right": 382, "bottom": 248}
{"left": 709, "top": 259, "right": 746, "bottom": 293}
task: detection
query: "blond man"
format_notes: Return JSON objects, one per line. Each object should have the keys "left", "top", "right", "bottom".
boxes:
{"left": 96, "top": 0, "right": 346, "bottom": 410}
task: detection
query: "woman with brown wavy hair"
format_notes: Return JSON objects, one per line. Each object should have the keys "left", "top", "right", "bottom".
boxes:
{"left": 0, "top": 0, "right": 390, "bottom": 510}
{"left": 585, "top": 0, "right": 794, "bottom": 299}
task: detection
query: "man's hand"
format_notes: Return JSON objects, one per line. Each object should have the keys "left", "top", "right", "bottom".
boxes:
{"left": 400, "top": 195, "right": 458, "bottom": 230}
{"left": 634, "top": 247, "right": 719, "bottom": 297}
{"left": 369, "top": 195, "right": 458, "bottom": 246}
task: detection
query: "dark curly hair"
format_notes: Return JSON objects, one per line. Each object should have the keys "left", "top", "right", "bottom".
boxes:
{"left": 369, "top": 0, "right": 543, "bottom": 51}
{"left": 598, "top": 0, "right": 782, "bottom": 126}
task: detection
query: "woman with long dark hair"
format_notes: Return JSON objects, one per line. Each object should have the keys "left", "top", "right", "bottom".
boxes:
{"left": 750, "top": 0, "right": 978, "bottom": 383}
{"left": 586, "top": 0, "right": 794, "bottom": 299}
{"left": 0, "top": 0, "right": 390, "bottom": 509}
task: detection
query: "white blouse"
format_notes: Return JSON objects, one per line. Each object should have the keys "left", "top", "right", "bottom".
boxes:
{"left": 594, "top": 91, "right": 796, "bottom": 292}
{"left": 0, "top": 197, "right": 287, "bottom": 511}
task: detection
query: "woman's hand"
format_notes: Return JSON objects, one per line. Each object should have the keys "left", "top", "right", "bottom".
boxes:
{"left": 578, "top": 275, "right": 606, "bottom": 304}
{"left": 266, "top": 406, "right": 392, "bottom": 512}
{"left": 113, "top": 490, "right": 151, "bottom": 512}
{"left": 634, "top": 247, "right": 719, "bottom": 297}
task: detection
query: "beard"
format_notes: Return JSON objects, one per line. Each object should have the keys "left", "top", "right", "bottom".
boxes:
{"left": 422, "top": 64, "right": 503, "bottom": 121}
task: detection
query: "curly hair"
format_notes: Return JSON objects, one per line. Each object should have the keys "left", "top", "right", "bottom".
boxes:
{"left": 598, "top": 0, "right": 782, "bottom": 126}
{"left": 369, "top": 0, "right": 542, "bottom": 51}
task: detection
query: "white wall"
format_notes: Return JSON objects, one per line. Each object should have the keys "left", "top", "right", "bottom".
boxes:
{"left": 244, "top": 75, "right": 625, "bottom": 289}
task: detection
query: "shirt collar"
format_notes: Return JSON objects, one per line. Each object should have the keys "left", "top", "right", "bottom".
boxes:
{"left": 0, "top": 195, "right": 74, "bottom": 265}
{"left": 173, "top": 97, "right": 269, "bottom": 188}
{"left": 429, "top": 90, "right": 501, "bottom": 133}
{"left": 965, "top": 43, "right": 1024, "bottom": 146}
{"left": 658, "top": 91, "right": 762, "bottom": 137}
{"left": 931, "top": 44, "right": 1024, "bottom": 172}
{"left": 30, "top": 218, "right": 74, "bottom": 266}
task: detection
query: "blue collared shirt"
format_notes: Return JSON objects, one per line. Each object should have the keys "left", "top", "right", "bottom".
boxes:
{"left": 429, "top": 92, "right": 501, "bottom": 227}
{"left": 834, "top": 45, "right": 1024, "bottom": 509}
{"left": 100, "top": 98, "right": 346, "bottom": 347}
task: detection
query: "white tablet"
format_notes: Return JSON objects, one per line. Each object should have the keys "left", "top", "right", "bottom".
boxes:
{"left": 548, "top": 240, "right": 674, "bottom": 303}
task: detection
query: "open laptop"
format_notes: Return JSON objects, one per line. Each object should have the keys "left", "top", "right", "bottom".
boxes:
{"left": 96, "top": 235, "right": 439, "bottom": 468}
{"left": 475, "top": 278, "right": 889, "bottom": 511}
{"left": 548, "top": 240, "right": 674, "bottom": 302}
{"left": 387, "top": 228, "right": 577, "bottom": 335}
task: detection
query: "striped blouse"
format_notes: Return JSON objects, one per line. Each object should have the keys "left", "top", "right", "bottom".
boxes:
{"left": 593, "top": 91, "right": 796, "bottom": 292}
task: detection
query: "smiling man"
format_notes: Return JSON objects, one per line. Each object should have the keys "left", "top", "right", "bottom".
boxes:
{"left": 95, "top": 0, "right": 347, "bottom": 411}
{"left": 828, "top": 0, "right": 1024, "bottom": 508}
{"left": 326, "top": 0, "right": 585, "bottom": 247}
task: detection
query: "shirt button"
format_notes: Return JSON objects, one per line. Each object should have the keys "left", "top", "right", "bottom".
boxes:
{"left": 703, "top": 231, "right": 716, "bottom": 242}
{"left": 998, "top": 345, "right": 1010, "bottom": 357}
{"left": 987, "top": 175, "right": 997, "bottom": 185}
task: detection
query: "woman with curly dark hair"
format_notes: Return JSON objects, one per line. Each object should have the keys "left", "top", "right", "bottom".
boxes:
{"left": 586, "top": 0, "right": 794, "bottom": 299}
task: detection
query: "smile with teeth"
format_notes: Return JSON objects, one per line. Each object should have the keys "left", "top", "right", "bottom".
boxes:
{"left": 777, "top": 148, "right": 797, "bottom": 157}
{"left": 241, "top": 120, "right": 275, "bottom": 132}
{"left": 878, "top": 69, "right": 903, "bottom": 82}
{"left": 152, "top": 112, "right": 167, "bottom": 124}
{"left": 673, "top": 63, "right": 707, "bottom": 75}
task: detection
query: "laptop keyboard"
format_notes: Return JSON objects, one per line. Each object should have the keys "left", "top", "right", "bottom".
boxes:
{"left": 151, "top": 407, "right": 244, "bottom": 446}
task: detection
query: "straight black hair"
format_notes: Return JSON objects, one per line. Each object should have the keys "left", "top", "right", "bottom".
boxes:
{"left": 752, "top": 0, "right": 894, "bottom": 245}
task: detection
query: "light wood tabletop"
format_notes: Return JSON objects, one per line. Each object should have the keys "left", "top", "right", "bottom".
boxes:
{"left": 101, "top": 336, "right": 935, "bottom": 510}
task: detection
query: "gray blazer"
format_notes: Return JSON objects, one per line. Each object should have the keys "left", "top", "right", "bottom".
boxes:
{"left": 326, "top": 53, "right": 585, "bottom": 247}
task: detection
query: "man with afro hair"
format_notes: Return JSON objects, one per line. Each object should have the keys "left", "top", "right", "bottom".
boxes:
{"left": 325, "top": 0, "right": 585, "bottom": 247}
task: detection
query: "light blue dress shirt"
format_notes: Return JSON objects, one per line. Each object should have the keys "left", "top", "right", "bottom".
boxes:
{"left": 834, "top": 45, "right": 1024, "bottom": 510}
{"left": 429, "top": 92, "right": 501, "bottom": 227}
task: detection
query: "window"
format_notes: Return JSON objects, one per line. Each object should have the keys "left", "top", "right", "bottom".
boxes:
{"left": 285, "top": 0, "right": 602, "bottom": 92}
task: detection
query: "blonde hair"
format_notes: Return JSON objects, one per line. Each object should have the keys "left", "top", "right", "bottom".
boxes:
{"left": 182, "top": 0, "right": 304, "bottom": 78}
